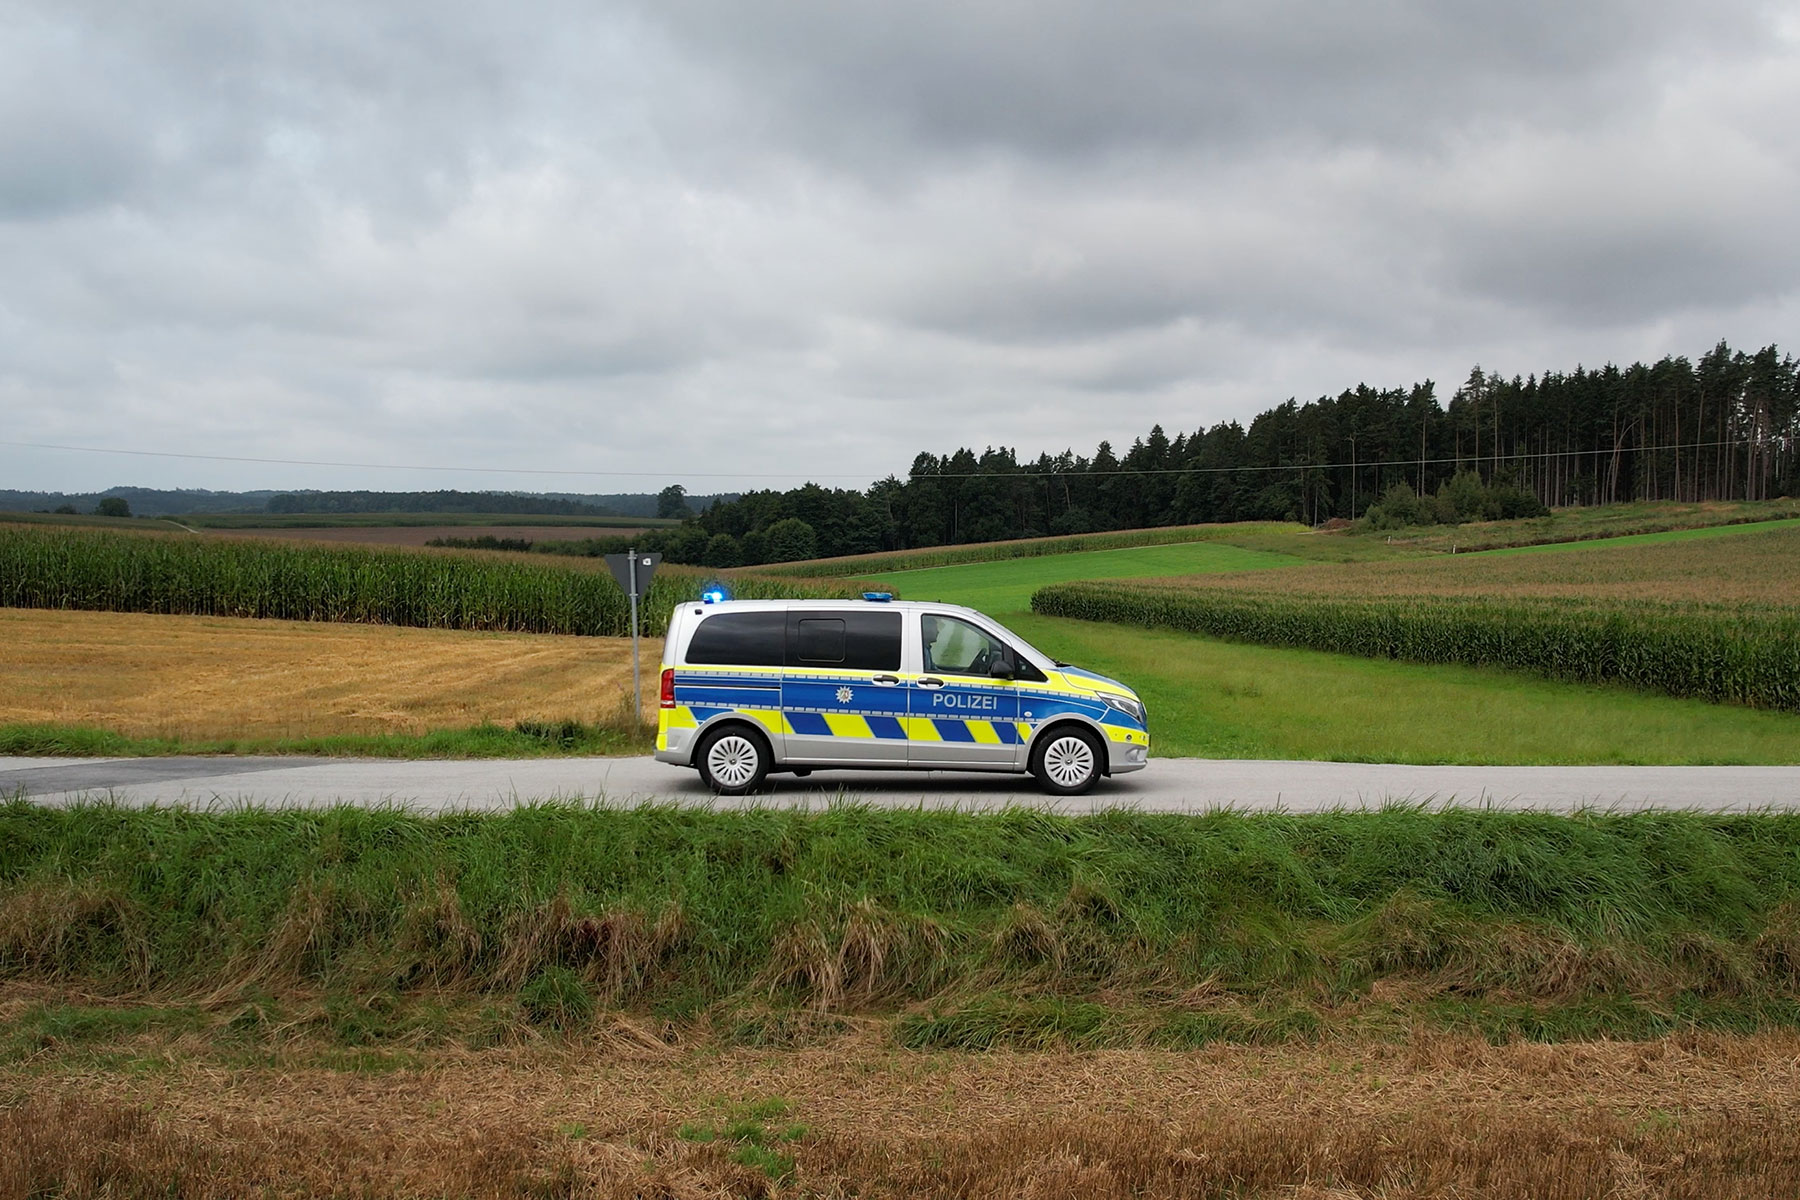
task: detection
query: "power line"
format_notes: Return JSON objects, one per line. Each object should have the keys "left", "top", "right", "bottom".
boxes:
{"left": 3, "top": 435, "right": 1786, "bottom": 484}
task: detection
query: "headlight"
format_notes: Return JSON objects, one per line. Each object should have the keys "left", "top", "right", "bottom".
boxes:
{"left": 1101, "top": 694, "right": 1145, "bottom": 724}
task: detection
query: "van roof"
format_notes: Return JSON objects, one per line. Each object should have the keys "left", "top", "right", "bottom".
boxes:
{"left": 685, "top": 597, "right": 984, "bottom": 617}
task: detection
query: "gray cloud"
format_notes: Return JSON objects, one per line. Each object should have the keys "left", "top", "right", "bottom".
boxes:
{"left": 0, "top": 0, "right": 1795, "bottom": 492}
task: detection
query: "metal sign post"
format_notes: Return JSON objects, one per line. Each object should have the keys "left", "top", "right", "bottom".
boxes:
{"left": 603, "top": 550, "right": 662, "bottom": 724}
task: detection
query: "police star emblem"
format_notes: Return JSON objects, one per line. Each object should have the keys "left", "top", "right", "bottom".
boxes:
{"left": 835, "top": 686, "right": 853, "bottom": 703}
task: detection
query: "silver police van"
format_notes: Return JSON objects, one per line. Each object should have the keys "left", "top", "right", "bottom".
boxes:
{"left": 654, "top": 594, "right": 1149, "bottom": 794}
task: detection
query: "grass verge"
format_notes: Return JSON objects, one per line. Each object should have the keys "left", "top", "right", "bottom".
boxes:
{"left": 8, "top": 802, "right": 1800, "bottom": 1045}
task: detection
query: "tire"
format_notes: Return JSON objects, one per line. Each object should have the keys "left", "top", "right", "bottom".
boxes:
{"left": 1030, "top": 726, "right": 1105, "bottom": 796}
{"left": 695, "top": 725, "right": 771, "bottom": 795}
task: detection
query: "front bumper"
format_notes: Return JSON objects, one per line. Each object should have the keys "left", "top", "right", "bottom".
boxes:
{"left": 1102, "top": 727, "right": 1150, "bottom": 774}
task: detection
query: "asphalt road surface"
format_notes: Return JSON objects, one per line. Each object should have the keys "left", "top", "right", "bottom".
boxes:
{"left": 5, "top": 755, "right": 1800, "bottom": 813}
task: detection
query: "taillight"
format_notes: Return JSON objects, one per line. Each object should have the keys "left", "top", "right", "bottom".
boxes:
{"left": 659, "top": 668, "right": 676, "bottom": 709}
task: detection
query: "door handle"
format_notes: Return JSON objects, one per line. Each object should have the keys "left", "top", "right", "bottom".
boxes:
{"left": 919, "top": 677, "right": 944, "bottom": 688}
{"left": 872, "top": 674, "right": 900, "bottom": 685}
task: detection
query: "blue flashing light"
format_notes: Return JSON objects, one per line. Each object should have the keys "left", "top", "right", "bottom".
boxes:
{"left": 701, "top": 586, "right": 730, "bottom": 604}
{"left": 862, "top": 592, "right": 893, "bottom": 602}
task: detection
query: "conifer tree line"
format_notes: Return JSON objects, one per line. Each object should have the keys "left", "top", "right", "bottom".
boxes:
{"left": 633, "top": 340, "right": 1799, "bottom": 567}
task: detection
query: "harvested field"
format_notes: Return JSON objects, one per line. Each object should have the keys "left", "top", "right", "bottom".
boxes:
{"left": 0, "top": 607, "right": 656, "bottom": 738}
{"left": 1144, "top": 521, "right": 1800, "bottom": 608}
{"left": 200, "top": 524, "right": 647, "bottom": 547}
{"left": 5, "top": 1025, "right": 1800, "bottom": 1198}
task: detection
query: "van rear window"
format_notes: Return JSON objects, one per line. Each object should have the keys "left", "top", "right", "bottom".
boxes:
{"left": 789, "top": 610, "right": 902, "bottom": 671}
{"left": 685, "top": 610, "right": 786, "bottom": 666}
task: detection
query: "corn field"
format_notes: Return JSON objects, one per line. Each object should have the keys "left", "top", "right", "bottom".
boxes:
{"left": 1032, "top": 582, "right": 1800, "bottom": 711}
{"left": 0, "top": 527, "right": 849, "bottom": 637}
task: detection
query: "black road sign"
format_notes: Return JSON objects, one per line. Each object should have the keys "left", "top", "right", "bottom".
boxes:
{"left": 604, "top": 552, "right": 661, "bottom": 597}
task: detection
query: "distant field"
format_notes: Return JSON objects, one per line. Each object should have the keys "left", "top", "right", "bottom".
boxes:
{"left": 1143, "top": 520, "right": 1800, "bottom": 606}
{"left": 1369, "top": 497, "right": 1800, "bottom": 553}
{"left": 753, "top": 521, "right": 1356, "bottom": 577}
{"left": 180, "top": 511, "right": 679, "bottom": 530}
{"left": 201, "top": 523, "right": 648, "bottom": 547}
{"left": 866, "top": 540, "right": 1309, "bottom": 613}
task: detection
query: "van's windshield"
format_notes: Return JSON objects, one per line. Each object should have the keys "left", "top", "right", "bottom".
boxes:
{"left": 976, "top": 614, "right": 1060, "bottom": 669}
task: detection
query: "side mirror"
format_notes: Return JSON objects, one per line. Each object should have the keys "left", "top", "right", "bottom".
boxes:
{"left": 989, "top": 659, "right": 1015, "bottom": 680}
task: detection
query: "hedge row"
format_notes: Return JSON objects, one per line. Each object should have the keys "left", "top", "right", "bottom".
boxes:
{"left": 0, "top": 527, "right": 849, "bottom": 637}
{"left": 1031, "top": 582, "right": 1800, "bottom": 711}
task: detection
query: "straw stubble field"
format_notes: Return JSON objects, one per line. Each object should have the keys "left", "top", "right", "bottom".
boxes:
{"left": 6, "top": 1025, "right": 1800, "bottom": 1198}
{"left": 0, "top": 607, "right": 656, "bottom": 739}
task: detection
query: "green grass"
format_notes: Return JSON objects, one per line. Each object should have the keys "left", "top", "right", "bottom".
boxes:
{"left": 869, "top": 528, "right": 1800, "bottom": 763}
{"left": 0, "top": 719, "right": 651, "bottom": 760}
{"left": 1362, "top": 498, "right": 1800, "bottom": 554}
{"left": 756, "top": 522, "right": 1323, "bottom": 577}
{"left": 867, "top": 541, "right": 1308, "bottom": 613}
{"left": 1481, "top": 516, "right": 1800, "bottom": 556}
{"left": 8, "top": 803, "right": 1800, "bottom": 1048}
{"left": 1000, "top": 613, "right": 1800, "bottom": 763}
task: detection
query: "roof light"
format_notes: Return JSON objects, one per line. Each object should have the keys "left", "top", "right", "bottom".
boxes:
{"left": 701, "top": 586, "right": 729, "bottom": 604}
{"left": 862, "top": 592, "right": 893, "bottom": 602}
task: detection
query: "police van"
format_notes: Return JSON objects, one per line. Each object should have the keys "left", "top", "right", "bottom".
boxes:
{"left": 655, "top": 593, "right": 1149, "bottom": 795}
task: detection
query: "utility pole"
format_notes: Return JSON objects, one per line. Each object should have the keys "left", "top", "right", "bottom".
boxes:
{"left": 604, "top": 549, "right": 662, "bottom": 726}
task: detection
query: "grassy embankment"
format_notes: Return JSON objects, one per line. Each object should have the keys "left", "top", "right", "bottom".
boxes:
{"left": 10, "top": 801, "right": 1800, "bottom": 1194}
{"left": 1033, "top": 523, "right": 1800, "bottom": 715}
{"left": 9, "top": 802, "right": 1800, "bottom": 1048}
{"left": 867, "top": 520, "right": 1800, "bottom": 763}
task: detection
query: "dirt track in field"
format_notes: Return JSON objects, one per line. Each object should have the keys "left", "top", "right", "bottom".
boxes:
{"left": 0, "top": 607, "right": 655, "bottom": 738}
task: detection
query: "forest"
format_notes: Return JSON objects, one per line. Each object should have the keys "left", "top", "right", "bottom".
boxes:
{"left": 599, "top": 340, "right": 1800, "bottom": 567}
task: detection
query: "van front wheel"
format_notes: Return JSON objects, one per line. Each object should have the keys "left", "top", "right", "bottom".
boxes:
{"left": 1030, "top": 727, "right": 1104, "bottom": 795}
{"left": 696, "top": 726, "right": 771, "bottom": 795}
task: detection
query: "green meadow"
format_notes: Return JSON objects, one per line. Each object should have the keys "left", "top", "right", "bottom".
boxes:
{"left": 870, "top": 523, "right": 1800, "bottom": 764}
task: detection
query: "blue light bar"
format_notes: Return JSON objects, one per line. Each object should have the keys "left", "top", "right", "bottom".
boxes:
{"left": 862, "top": 592, "right": 893, "bottom": 602}
{"left": 701, "top": 587, "right": 729, "bottom": 604}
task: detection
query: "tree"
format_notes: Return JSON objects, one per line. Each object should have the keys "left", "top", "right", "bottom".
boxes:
{"left": 95, "top": 497, "right": 130, "bottom": 518}
{"left": 703, "top": 533, "right": 742, "bottom": 568}
{"left": 656, "top": 484, "right": 693, "bottom": 520}
{"left": 763, "top": 518, "right": 818, "bottom": 563}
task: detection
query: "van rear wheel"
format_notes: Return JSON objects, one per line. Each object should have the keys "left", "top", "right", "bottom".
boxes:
{"left": 1030, "top": 727, "right": 1104, "bottom": 796}
{"left": 695, "top": 725, "right": 771, "bottom": 795}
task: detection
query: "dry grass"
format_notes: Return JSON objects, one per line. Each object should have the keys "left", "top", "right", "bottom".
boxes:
{"left": 6, "top": 1026, "right": 1800, "bottom": 1197}
{"left": 0, "top": 607, "right": 659, "bottom": 738}
{"left": 1142, "top": 523, "right": 1800, "bottom": 609}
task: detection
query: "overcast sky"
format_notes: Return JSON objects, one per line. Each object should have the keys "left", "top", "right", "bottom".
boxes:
{"left": 2, "top": 0, "right": 1796, "bottom": 495}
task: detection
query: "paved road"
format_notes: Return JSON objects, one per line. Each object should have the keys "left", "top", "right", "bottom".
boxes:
{"left": 5, "top": 755, "right": 1800, "bottom": 813}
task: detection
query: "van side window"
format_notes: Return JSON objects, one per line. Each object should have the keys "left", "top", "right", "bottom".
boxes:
{"left": 686, "top": 610, "right": 786, "bottom": 666}
{"left": 787, "top": 610, "right": 901, "bottom": 671}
